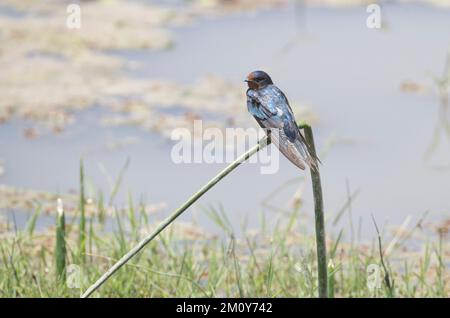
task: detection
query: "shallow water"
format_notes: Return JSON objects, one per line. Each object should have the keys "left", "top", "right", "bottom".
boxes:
{"left": 1, "top": 4, "right": 450, "bottom": 240}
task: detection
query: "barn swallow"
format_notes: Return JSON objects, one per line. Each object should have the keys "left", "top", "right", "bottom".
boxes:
{"left": 245, "top": 70, "right": 320, "bottom": 171}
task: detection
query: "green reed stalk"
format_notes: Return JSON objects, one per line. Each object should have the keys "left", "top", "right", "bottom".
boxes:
{"left": 303, "top": 124, "right": 328, "bottom": 298}
{"left": 79, "top": 159, "right": 86, "bottom": 264}
{"left": 55, "top": 198, "right": 67, "bottom": 283}
{"left": 327, "top": 260, "right": 335, "bottom": 298}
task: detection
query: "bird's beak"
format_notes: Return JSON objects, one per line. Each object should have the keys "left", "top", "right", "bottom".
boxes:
{"left": 244, "top": 79, "right": 249, "bottom": 83}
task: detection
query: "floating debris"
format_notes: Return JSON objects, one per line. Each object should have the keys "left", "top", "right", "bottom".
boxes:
{"left": 400, "top": 80, "right": 430, "bottom": 94}
{"left": 0, "top": 0, "right": 175, "bottom": 129}
{"left": 0, "top": 184, "right": 167, "bottom": 221}
{"left": 0, "top": 0, "right": 317, "bottom": 138}
{"left": 188, "top": 0, "right": 450, "bottom": 12}
{"left": 99, "top": 75, "right": 319, "bottom": 141}
{"left": 141, "top": 220, "right": 215, "bottom": 242}
{"left": 0, "top": 184, "right": 77, "bottom": 214}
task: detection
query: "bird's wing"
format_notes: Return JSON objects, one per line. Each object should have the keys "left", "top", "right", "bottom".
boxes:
{"left": 246, "top": 89, "right": 276, "bottom": 121}
{"left": 247, "top": 86, "right": 318, "bottom": 171}
{"left": 269, "top": 128, "right": 307, "bottom": 170}
{"left": 266, "top": 86, "right": 320, "bottom": 170}
{"left": 247, "top": 87, "right": 287, "bottom": 127}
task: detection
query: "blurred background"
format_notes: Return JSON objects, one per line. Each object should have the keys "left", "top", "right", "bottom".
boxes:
{"left": 0, "top": 0, "right": 449, "bottom": 241}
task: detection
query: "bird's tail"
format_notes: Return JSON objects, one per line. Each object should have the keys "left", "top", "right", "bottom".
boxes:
{"left": 268, "top": 129, "right": 321, "bottom": 171}
{"left": 294, "top": 135, "right": 321, "bottom": 172}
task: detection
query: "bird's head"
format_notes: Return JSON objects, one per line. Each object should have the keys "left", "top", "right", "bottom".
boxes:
{"left": 245, "top": 70, "right": 273, "bottom": 90}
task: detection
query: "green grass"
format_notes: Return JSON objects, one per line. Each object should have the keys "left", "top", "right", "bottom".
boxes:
{"left": 0, "top": 160, "right": 448, "bottom": 297}
{"left": 0, "top": 190, "right": 447, "bottom": 297}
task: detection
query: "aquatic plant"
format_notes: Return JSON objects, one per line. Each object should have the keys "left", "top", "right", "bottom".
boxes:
{"left": 55, "top": 198, "right": 66, "bottom": 283}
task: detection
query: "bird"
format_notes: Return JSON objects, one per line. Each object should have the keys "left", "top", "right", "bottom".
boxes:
{"left": 245, "top": 70, "right": 320, "bottom": 171}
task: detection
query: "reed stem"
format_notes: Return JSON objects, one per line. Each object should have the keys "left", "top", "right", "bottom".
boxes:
{"left": 79, "top": 159, "right": 86, "bottom": 264}
{"left": 55, "top": 198, "right": 67, "bottom": 283}
{"left": 303, "top": 124, "right": 328, "bottom": 298}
